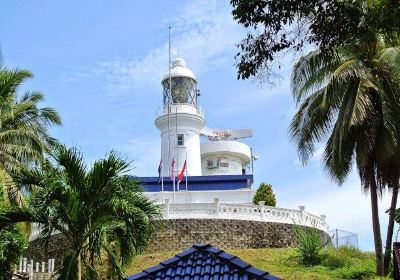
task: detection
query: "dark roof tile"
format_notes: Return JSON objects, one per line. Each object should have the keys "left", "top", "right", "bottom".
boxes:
{"left": 126, "top": 244, "right": 281, "bottom": 280}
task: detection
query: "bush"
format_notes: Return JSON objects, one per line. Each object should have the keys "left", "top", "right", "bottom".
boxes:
{"left": 0, "top": 226, "right": 27, "bottom": 278}
{"left": 294, "top": 226, "right": 323, "bottom": 266}
{"left": 319, "top": 247, "right": 376, "bottom": 279}
{"left": 253, "top": 183, "right": 276, "bottom": 206}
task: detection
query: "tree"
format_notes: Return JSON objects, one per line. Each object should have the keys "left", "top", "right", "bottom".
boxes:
{"left": 0, "top": 146, "right": 161, "bottom": 279}
{"left": 0, "top": 65, "right": 62, "bottom": 206}
{"left": 232, "top": 1, "right": 400, "bottom": 275}
{"left": 231, "top": 0, "right": 400, "bottom": 80}
{"left": 289, "top": 34, "right": 400, "bottom": 276}
{"left": 0, "top": 183, "right": 26, "bottom": 278}
{"left": 253, "top": 183, "right": 276, "bottom": 206}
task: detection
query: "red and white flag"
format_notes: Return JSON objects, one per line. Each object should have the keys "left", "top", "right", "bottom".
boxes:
{"left": 170, "top": 158, "right": 176, "bottom": 180}
{"left": 178, "top": 160, "right": 187, "bottom": 183}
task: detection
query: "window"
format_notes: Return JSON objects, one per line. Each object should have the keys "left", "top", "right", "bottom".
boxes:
{"left": 207, "top": 160, "right": 214, "bottom": 167}
{"left": 177, "top": 134, "right": 184, "bottom": 146}
{"left": 220, "top": 162, "right": 229, "bottom": 168}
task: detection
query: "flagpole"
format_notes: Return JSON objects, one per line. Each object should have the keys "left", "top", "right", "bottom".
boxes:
{"left": 161, "top": 161, "right": 164, "bottom": 202}
{"left": 175, "top": 107, "right": 178, "bottom": 193}
{"left": 172, "top": 166, "right": 175, "bottom": 203}
{"left": 168, "top": 27, "right": 175, "bottom": 204}
{"left": 185, "top": 151, "right": 188, "bottom": 203}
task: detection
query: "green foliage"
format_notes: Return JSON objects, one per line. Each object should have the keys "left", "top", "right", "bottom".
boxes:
{"left": 0, "top": 225, "right": 27, "bottom": 279}
{"left": 0, "top": 63, "right": 61, "bottom": 208}
{"left": 231, "top": 0, "right": 400, "bottom": 80}
{"left": 0, "top": 180, "right": 27, "bottom": 278}
{"left": 126, "top": 247, "right": 389, "bottom": 280}
{"left": 289, "top": 16, "right": 400, "bottom": 276}
{"left": 1, "top": 146, "right": 161, "bottom": 280}
{"left": 294, "top": 226, "right": 323, "bottom": 266}
{"left": 320, "top": 247, "right": 376, "bottom": 279}
{"left": 252, "top": 183, "right": 276, "bottom": 206}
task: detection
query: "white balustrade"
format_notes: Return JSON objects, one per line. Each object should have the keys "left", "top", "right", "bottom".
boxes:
{"left": 16, "top": 258, "right": 56, "bottom": 275}
{"left": 161, "top": 200, "right": 328, "bottom": 232}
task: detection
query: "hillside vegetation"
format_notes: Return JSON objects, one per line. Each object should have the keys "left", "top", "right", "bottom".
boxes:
{"left": 125, "top": 247, "right": 391, "bottom": 280}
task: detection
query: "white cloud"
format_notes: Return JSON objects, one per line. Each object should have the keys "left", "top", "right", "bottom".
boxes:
{"left": 93, "top": 0, "right": 243, "bottom": 96}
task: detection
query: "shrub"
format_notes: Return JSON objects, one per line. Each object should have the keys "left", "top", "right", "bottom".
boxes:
{"left": 0, "top": 226, "right": 27, "bottom": 279}
{"left": 253, "top": 183, "right": 276, "bottom": 206}
{"left": 294, "top": 226, "right": 323, "bottom": 266}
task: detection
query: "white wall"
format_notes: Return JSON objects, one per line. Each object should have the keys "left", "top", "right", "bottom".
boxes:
{"left": 201, "top": 141, "right": 251, "bottom": 175}
{"left": 144, "top": 189, "right": 254, "bottom": 204}
{"left": 155, "top": 104, "right": 205, "bottom": 176}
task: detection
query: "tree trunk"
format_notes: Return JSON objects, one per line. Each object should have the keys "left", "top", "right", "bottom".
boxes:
{"left": 384, "top": 182, "right": 399, "bottom": 275}
{"left": 369, "top": 174, "right": 384, "bottom": 276}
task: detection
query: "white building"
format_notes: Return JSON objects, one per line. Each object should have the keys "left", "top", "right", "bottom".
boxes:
{"left": 141, "top": 57, "right": 255, "bottom": 204}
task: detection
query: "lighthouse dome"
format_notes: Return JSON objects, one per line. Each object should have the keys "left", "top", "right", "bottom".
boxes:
{"left": 161, "top": 58, "right": 199, "bottom": 106}
{"left": 162, "top": 58, "right": 197, "bottom": 83}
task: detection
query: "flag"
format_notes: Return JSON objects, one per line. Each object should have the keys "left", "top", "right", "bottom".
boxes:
{"left": 157, "top": 159, "right": 162, "bottom": 183}
{"left": 170, "top": 158, "right": 176, "bottom": 180}
{"left": 178, "top": 160, "right": 186, "bottom": 183}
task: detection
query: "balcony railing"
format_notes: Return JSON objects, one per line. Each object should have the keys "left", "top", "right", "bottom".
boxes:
{"left": 161, "top": 199, "right": 328, "bottom": 232}
{"left": 156, "top": 104, "right": 204, "bottom": 118}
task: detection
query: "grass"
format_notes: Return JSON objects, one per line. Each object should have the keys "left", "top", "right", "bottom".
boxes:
{"left": 125, "top": 247, "right": 391, "bottom": 280}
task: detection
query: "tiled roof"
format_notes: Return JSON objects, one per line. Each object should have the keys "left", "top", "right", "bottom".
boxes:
{"left": 127, "top": 243, "right": 281, "bottom": 280}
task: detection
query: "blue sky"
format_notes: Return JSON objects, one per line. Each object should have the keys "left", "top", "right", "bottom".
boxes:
{"left": 1, "top": 0, "right": 396, "bottom": 250}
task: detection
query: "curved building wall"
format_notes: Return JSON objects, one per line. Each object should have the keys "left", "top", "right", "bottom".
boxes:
{"left": 156, "top": 105, "right": 205, "bottom": 176}
{"left": 201, "top": 141, "right": 251, "bottom": 175}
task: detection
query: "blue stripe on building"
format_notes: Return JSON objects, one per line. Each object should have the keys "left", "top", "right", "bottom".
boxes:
{"left": 131, "top": 174, "right": 253, "bottom": 192}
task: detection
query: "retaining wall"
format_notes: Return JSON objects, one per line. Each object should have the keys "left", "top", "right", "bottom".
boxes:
{"left": 24, "top": 218, "right": 330, "bottom": 262}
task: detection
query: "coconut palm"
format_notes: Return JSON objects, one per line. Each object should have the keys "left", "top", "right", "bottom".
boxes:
{"left": 0, "top": 146, "right": 160, "bottom": 279}
{"left": 289, "top": 34, "right": 400, "bottom": 275}
{"left": 0, "top": 66, "right": 62, "bottom": 206}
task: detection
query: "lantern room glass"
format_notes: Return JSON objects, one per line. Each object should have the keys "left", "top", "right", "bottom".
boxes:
{"left": 162, "top": 77, "right": 197, "bottom": 106}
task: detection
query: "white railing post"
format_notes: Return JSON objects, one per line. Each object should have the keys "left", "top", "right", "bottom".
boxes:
{"left": 36, "top": 262, "right": 39, "bottom": 272}
{"left": 42, "top": 261, "right": 45, "bottom": 273}
{"left": 19, "top": 258, "right": 22, "bottom": 272}
{"left": 298, "top": 206, "right": 305, "bottom": 223}
{"left": 214, "top": 198, "right": 220, "bottom": 217}
{"left": 258, "top": 201, "right": 265, "bottom": 219}
{"left": 51, "top": 259, "right": 55, "bottom": 272}
{"left": 23, "top": 258, "right": 27, "bottom": 272}
{"left": 48, "top": 259, "right": 51, "bottom": 273}
{"left": 29, "top": 259, "right": 33, "bottom": 280}
{"left": 165, "top": 198, "right": 170, "bottom": 218}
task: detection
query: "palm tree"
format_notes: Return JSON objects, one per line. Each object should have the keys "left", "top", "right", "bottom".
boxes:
{"left": 0, "top": 66, "right": 62, "bottom": 206}
{"left": 1, "top": 146, "right": 160, "bottom": 279}
{"left": 289, "top": 34, "right": 400, "bottom": 275}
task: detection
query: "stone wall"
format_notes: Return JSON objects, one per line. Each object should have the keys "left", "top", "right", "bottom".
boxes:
{"left": 24, "top": 219, "right": 330, "bottom": 260}
{"left": 147, "top": 218, "right": 330, "bottom": 252}
{"left": 24, "top": 233, "right": 72, "bottom": 263}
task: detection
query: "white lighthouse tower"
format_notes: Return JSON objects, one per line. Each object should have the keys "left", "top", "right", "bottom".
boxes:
{"left": 155, "top": 58, "right": 205, "bottom": 177}
{"left": 148, "top": 57, "right": 255, "bottom": 203}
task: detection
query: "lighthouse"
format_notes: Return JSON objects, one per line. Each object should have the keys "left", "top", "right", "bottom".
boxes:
{"left": 155, "top": 58, "right": 205, "bottom": 177}
{"left": 140, "top": 57, "right": 255, "bottom": 203}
